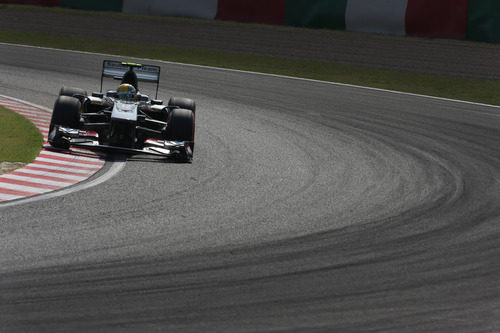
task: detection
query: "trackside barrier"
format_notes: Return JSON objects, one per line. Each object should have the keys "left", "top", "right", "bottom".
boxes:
{"left": 345, "top": 0, "right": 407, "bottom": 35}
{"left": 284, "top": 0, "right": 347, "bottom": 30}
{"left": 60, "top": 0, "right": 122, "bottom": 11}
{"left": 2, "top": 0, "right": 500, "bottom": 43}
{"left": 405, "top": 0, "right": 468, "bottom": 39}
{"left": 122, "top": 0, "right": 218, "bottom": 20}
{"left": 1, "top": 0, "right": 61, "bottom": 5}
{"left": 216, "top": 0, "right": 285, "bottom": 25}
{"left": 467, "top": 0, "right": 500, "bottom": 43}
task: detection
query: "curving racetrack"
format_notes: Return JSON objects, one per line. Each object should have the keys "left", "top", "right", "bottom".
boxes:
{"left": 1, "top": 43, "right": 500, "bottom": 332}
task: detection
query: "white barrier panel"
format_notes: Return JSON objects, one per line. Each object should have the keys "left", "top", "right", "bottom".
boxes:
{"left": 123, "top": 0, "right": 219, "bottom": 20}
{"left": 345, "top": 0, "right": 408, "bottom": 35}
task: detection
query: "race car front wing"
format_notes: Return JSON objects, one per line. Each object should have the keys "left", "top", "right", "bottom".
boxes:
{"left": 48, "top": 126, "right": 193, "bottom": 161}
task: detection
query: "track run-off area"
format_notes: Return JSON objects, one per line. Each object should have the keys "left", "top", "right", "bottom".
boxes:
{"left": 0, "top": 43, "right": 500, "bottom": 332}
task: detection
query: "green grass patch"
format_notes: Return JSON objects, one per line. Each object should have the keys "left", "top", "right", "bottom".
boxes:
{"left": 1, "top": 29, "right": 500, "bottom": 106}
{"left": 0, "top": 106, "right": 43, "bottom": 163}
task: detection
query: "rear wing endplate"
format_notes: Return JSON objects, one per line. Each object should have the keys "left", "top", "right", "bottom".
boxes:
{"left": 100, "top": 60, "right": 161, "bottom": 98}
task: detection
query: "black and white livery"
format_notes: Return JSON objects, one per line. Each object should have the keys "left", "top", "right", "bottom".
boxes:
{"left": 48, "top": 60, "right": 196, "bottom": 161}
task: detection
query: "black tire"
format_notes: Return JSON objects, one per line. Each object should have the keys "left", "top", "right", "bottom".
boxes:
{"left": 166, "top": 108, "right": 195, "bottom": 142}
{"left": 59, "top": 86, "right": 87, "bottom": 98}
{"left": 49, "top": 96, "right": 81, "bottom": 133}
{"left": 168, "top": 97, "right": 196, "bottom": 113}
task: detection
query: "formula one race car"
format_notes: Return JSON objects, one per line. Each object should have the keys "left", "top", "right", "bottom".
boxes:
{"left": 48, "top": 60, "right": 195, "bottom": 161}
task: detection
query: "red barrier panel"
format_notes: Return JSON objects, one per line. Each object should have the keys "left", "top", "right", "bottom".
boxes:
{"left": 1, "top": 0, "right": 61, "bottom": 5}
{"left": 216, "top": 0, "right": 286, "bottom": 25}
{"left": 406, "top": 0, "right": 468, "bottom": 39}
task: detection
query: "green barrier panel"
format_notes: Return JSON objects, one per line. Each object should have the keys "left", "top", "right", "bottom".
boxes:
{"left": 285, "top": 0, "right": 348, "bottom": 30}
{"left": 1, "top": 0, "right": 61, "bottom": 5}
{"left": 60, "top": 0, "right": 123, "bottom": 11}
{"left": 467, "top": 0, "right": 500, "bottom": 43}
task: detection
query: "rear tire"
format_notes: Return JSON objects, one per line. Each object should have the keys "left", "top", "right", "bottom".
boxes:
{"left": 168, "top": 97, "right": 196, "bottom": 113}
{"left": 49, "top": 96, "right": 81, "bottom": 133}
{"left": 59, "top": 86, "right": 87, "bottom": 98}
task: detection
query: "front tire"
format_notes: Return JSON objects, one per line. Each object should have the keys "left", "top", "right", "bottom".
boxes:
{"left": 49, "top": 96, "right": 81, "bottom": 133}
{"left": 166, "top": 108, "right": 195, "bottom": 161}
{"left": 166, "top": 109, "right": 195, "bottom": 158}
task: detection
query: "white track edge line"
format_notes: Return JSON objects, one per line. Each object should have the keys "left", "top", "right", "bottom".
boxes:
{"left": 0, "top": 193, "right": 23, "bottom": 201}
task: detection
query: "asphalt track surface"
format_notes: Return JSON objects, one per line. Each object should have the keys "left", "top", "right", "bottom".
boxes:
{"left": 1, "top": 44, "right": 500, "bottom": 332}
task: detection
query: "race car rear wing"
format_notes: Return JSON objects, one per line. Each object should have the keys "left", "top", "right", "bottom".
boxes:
{"left": 100, "top": 60, "right": 161, "bottom": 98}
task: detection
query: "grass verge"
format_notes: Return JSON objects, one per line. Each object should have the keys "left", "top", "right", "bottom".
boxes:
{"left": 1, "top": 30, "right": 500, "bottom": 106}
{"left": 0, "top": 106, "right": 43, "bottom": 163}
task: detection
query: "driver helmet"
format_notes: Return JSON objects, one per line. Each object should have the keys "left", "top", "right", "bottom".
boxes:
{"left": 116, "top": 83, "right": 137, "bottom": 100}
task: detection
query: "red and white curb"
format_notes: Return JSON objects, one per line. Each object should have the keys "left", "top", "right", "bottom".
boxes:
{"left": 0, "top": 97, "right": 106, "bottom": 202}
